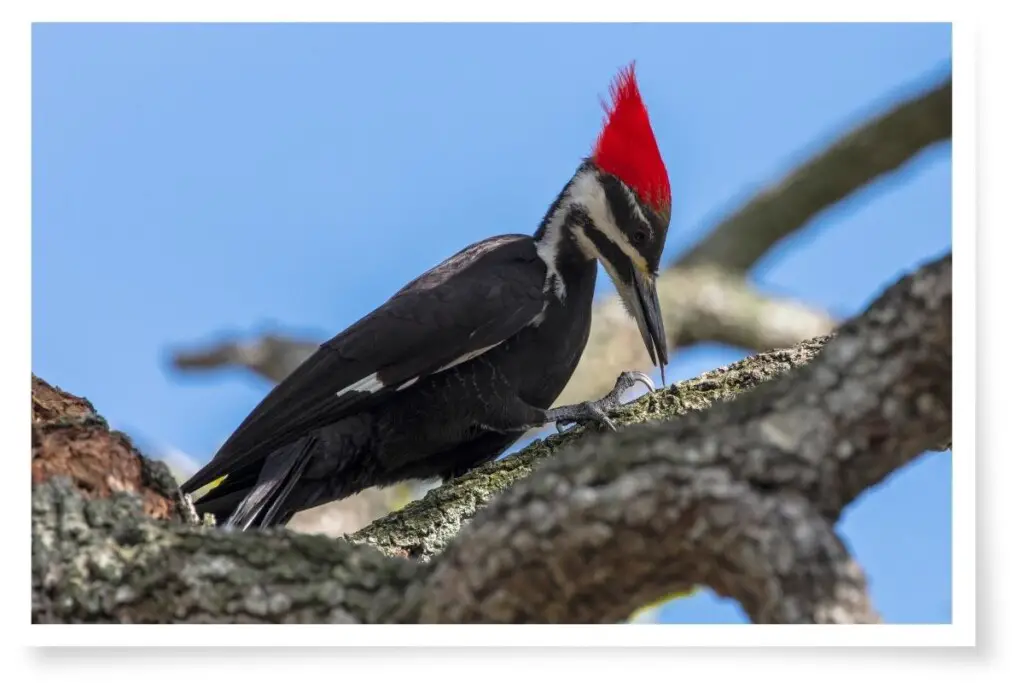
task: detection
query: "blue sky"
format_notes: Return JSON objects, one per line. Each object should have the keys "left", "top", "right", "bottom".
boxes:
{"left": 32, "top": 22, "right": 952, "bottom": 624}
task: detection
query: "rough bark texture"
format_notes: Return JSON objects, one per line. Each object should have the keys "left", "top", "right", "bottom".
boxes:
{"left": 32, "top": 377, "right": 188, "bottom": 524}
{"left": 418, "top": 253, "right": 951, "bottom": 624}
{"left": 31, "top": 479, "right": 421, "bottom": 624}
{"left": 350, "top": 335, "right": 828, "bottom": 561}
{"left": 31, "top": 251, "right": 951, "bottom": 624}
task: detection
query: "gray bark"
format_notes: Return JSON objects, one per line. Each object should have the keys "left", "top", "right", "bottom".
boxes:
{"left": 31, "top": 251, "right": 951, "bottom": 624}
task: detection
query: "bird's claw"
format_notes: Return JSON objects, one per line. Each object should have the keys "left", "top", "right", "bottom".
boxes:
{"left": 615, "top": 370, "right": 656, "bottom": 397}
{"left": 555, "top": 404, "right": 616, "bottom": 434}
{"left": 553, "top": 371, "right": 656, "bottom": 434}
{"left": 583, "top": 402, "right": 618, "bottom": 432}
{"left": 594, "top": 371, "right": 657, "bottom": 412}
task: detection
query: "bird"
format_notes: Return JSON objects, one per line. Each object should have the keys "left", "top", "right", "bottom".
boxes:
{"left": 181, "top": 62, "right": 674, "bottom": 531}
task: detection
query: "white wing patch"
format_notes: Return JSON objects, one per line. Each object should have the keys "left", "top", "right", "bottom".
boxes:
{"left": 335, "top": 339, "right": 507, "bottom": 401}
{"left": 435, "top": 341, "right": 504, "bottom": 374}
{"left": 336, "top": 373, "right": 384, "bottom": 398}
{"left": 529, "top": 302, "right": 549, "bottom": 327}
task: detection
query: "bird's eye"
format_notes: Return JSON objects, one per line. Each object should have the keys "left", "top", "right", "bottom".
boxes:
{"left": 632, "top": 230, "right": 648, "bottom": 244}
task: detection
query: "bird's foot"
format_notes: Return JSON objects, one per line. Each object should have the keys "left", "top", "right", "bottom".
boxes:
{"left": 551, "top": 371, "right": 656, "bottom": 434}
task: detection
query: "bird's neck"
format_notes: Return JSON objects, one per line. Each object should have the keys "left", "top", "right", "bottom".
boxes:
{"left": 533, "top": 165, "right": 602, "bottom": 301}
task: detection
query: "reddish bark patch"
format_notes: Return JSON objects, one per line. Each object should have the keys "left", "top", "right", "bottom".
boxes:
{"left": 32, "top": 375, "right": 97, "bottom": 424}
{"left": 31, "top": 375, "right": 176, "bottom": 520}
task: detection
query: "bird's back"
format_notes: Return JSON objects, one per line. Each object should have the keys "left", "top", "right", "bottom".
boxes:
{"left": 182, "top": 233, "right": 549, "bottom": 506}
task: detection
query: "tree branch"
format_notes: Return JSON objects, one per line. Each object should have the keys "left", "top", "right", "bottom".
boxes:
{"left": 31, "top": 251, "right": 951, "bottom": 624}
{"left": 677, "top": 76, "right": 951, "bottom": 272}
{"left": 31, "top": 478, "right": 420, "bottom": 624}
{"left": 418, "top": 253, "right": 950, "bottom": 623}
{"left": 555, "top": 266, "right": 836, "bottom": 406}
{"left": 170, "top": 332, "right": 320, "bottom": 385}
{"left": 351, "top": 332, "right": 831, "bottom": 561}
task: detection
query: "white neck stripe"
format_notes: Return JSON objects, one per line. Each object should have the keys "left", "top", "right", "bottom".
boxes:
{"left": 535, "top": 167, "right": 648, "bottom": 302}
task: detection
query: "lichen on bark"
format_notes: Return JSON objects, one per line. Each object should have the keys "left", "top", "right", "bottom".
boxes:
{"left": 350, "top": 335, "right": 832, "bottom": 561}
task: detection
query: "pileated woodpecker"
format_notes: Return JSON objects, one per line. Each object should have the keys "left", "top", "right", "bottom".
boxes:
{"left": 182, "top": 63, "right": 673, "bottom": 530}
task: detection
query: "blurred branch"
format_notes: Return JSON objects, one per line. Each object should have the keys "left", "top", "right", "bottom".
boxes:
{"left": 555, "top": 265, "right": 835, "bottom": 406}
{"left": 32, "top": 252, "right": 952, "bottom": 624}
{"left": 677, "top": 75, "right": 952, "bottom": 272}
{"left": 172, "top": 333, "right": 319, "bottom": 385}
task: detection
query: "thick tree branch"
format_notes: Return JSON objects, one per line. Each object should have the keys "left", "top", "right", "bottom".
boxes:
{"left": 31, "top": 252, "right": 951, "bottom": 624}
{"left": 351, "top": 333, "right": 830, "bottom": 561}
{"left": 31, "top": 478, "right": 420, "bottom": 624}
{"left": 418, "top": 253, "right": 950, "bottom": 623}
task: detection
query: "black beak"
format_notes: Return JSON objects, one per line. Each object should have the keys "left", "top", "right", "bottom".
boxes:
{"left": 630, "top": 264, "right": 669, "bottom": 386}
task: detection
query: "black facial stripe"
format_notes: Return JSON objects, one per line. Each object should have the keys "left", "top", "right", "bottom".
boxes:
{"left": 597, "top": 174, "right": 646, "bottom": 239}
{"left": 581, "top": 216, "right": 637, "bottom": 285}
{"left": 639, "top": 201, "right": 661, "bottom": 232}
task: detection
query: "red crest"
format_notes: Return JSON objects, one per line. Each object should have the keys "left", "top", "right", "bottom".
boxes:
{"left": 591, "top": 63, "right": 671, "bottom": 212}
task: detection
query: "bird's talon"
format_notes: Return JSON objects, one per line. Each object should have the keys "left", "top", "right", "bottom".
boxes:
{"left": 630, "top": 371, "right": 657, "bottom": 395}
{"left": 616, "top": 370, "right": 656, "bottom": 397}
{"left": 583, "top": 404, "right": 618, "bottom": 432}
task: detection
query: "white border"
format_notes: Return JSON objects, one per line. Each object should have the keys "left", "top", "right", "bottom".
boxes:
{"left": 30, "top": 624, "right": 973, "bottom": 648}
{"left": 9, "top": 1, "right": 965, "bottom": 22}
{"left": 8, "top": 0, "right": 973, "bottom": 652}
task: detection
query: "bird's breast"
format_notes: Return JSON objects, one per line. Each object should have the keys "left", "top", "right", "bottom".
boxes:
{"left": 487, "top": 271, "right": 596, "bottom": 408}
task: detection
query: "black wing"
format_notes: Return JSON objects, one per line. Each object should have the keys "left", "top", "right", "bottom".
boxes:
{"left": 181, "top": 234, "right": 546, "bottom": 493}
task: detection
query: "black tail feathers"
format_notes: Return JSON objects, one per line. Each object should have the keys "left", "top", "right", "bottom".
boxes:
{"left": 193, "top": 438, "right": 316, "bottom": 530}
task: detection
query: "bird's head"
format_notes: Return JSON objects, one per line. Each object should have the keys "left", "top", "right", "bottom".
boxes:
{"left": 560, "top": 62, "right": 672, "bottom": 383}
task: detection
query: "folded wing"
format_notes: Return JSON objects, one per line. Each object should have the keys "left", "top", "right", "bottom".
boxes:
{"left": 181, "top": 234, "right": 546, "bottom": 494}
